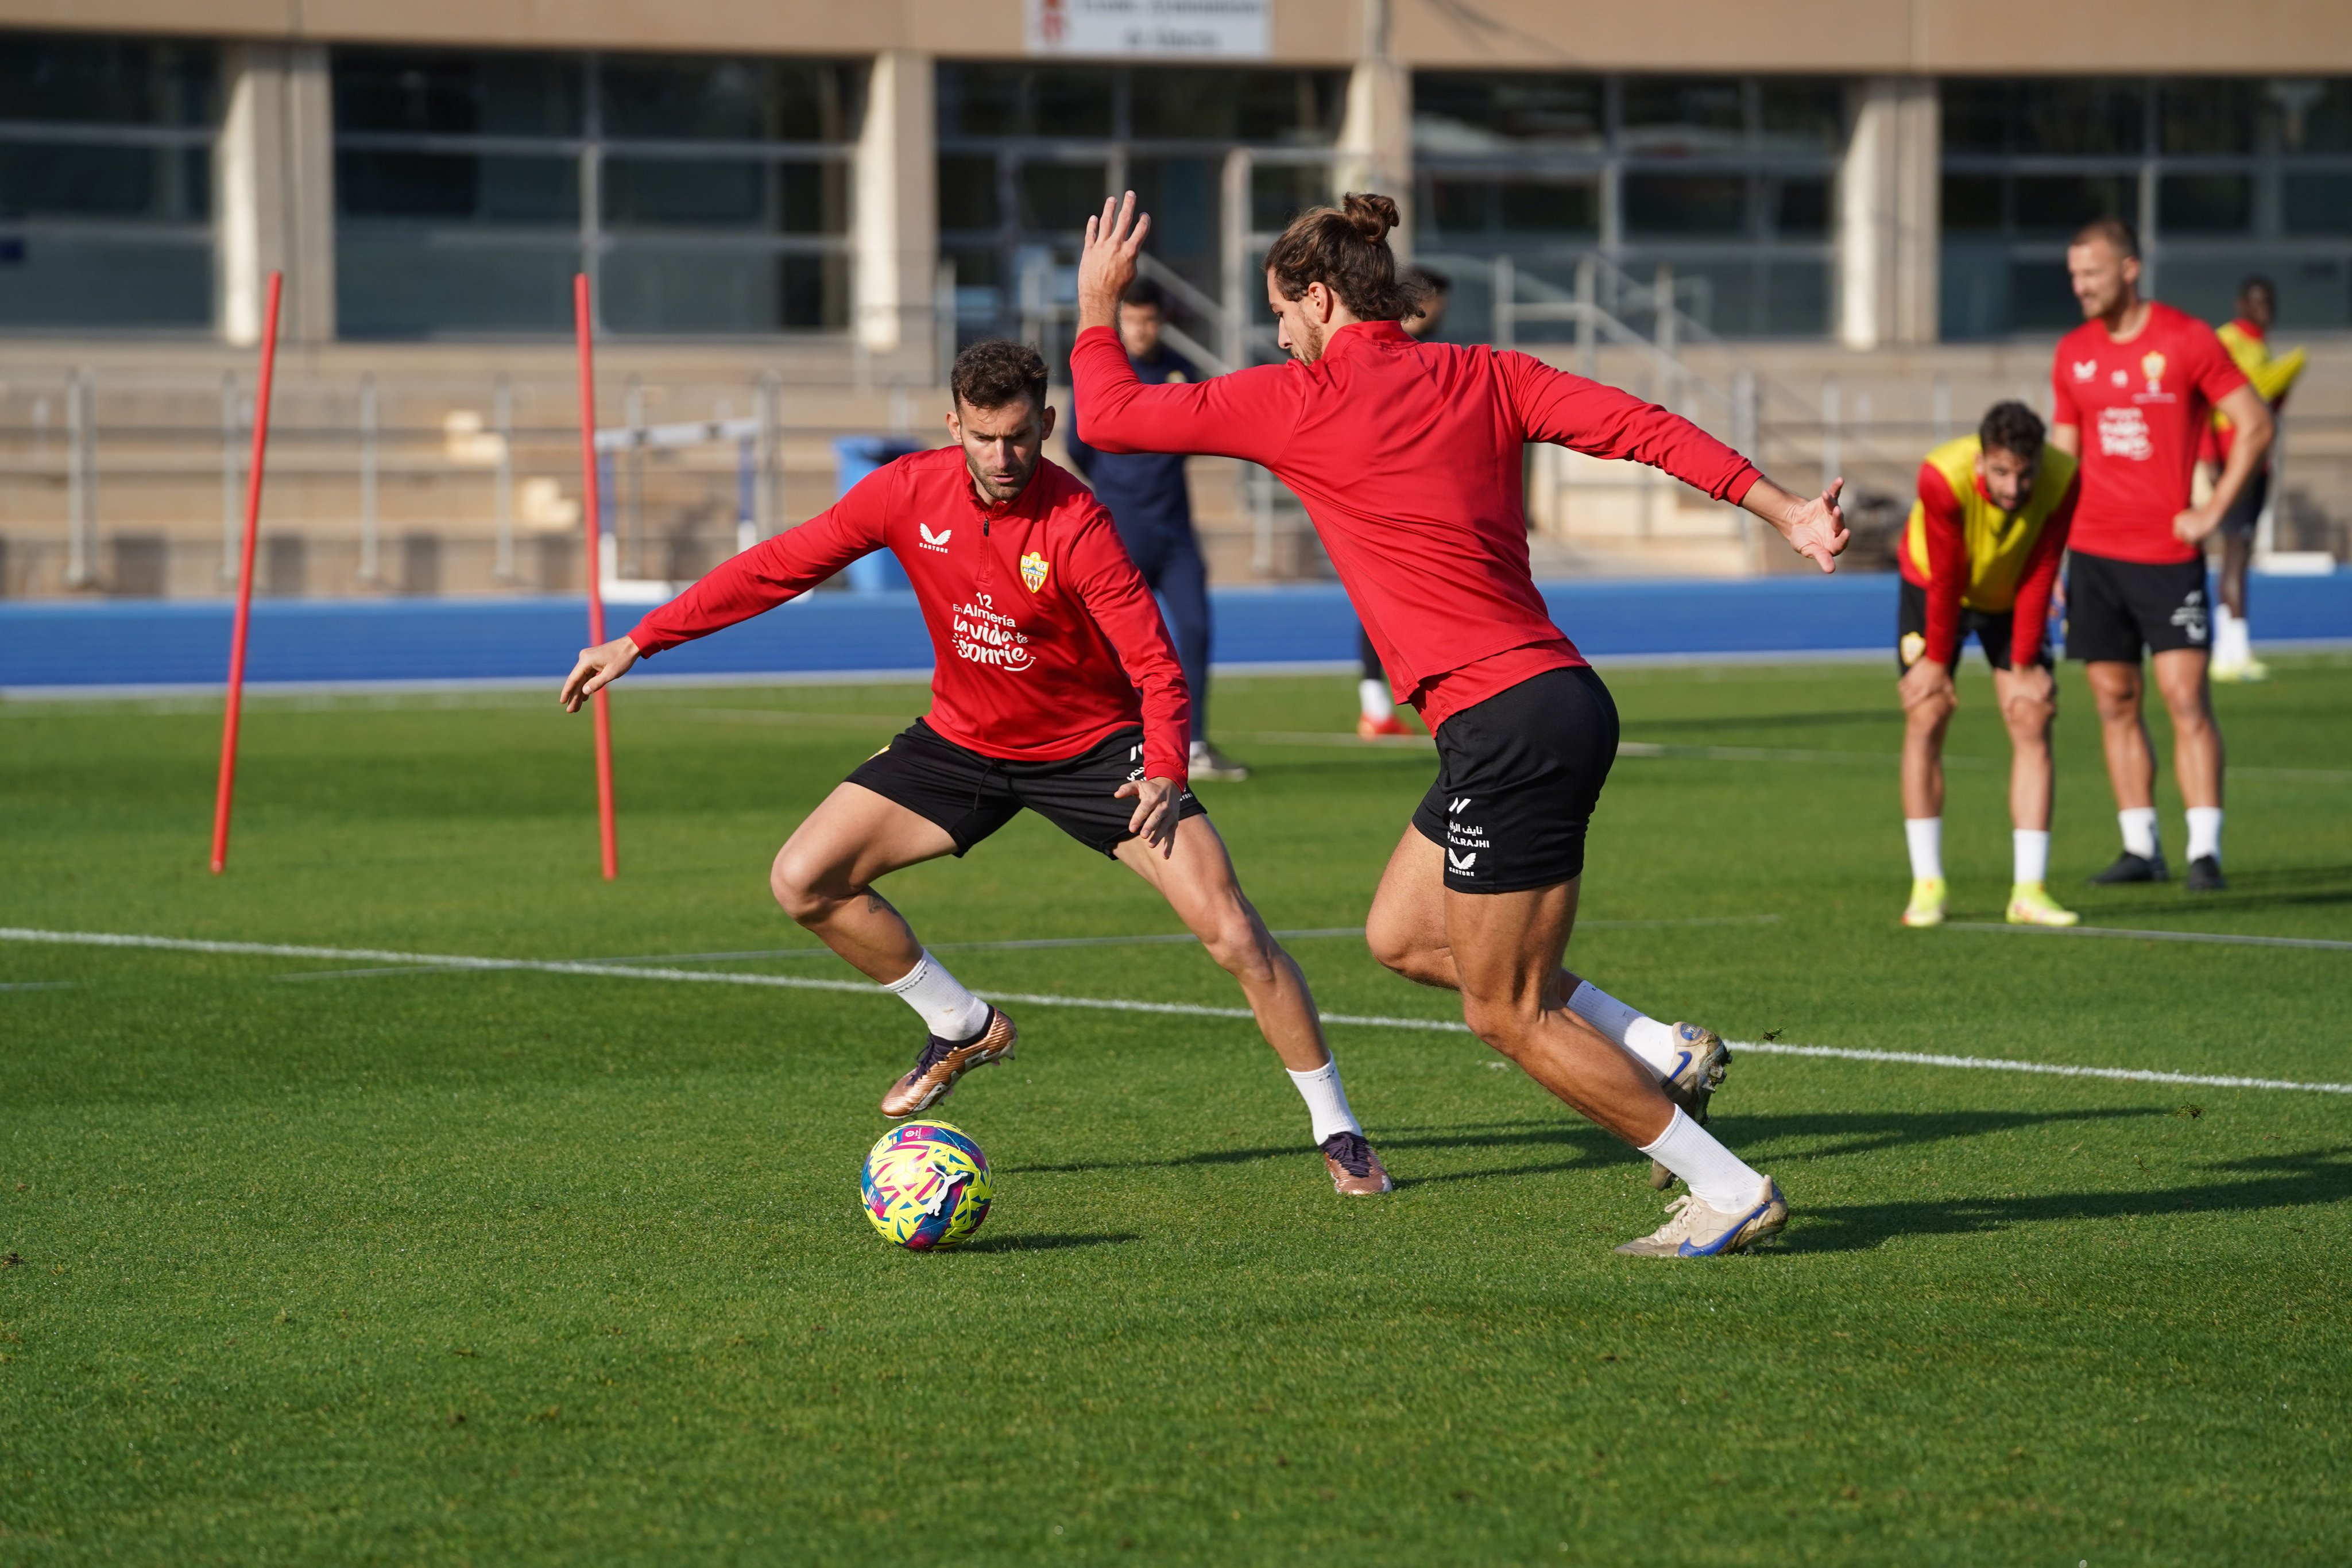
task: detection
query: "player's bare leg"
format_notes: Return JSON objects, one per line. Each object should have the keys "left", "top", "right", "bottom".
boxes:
{"left": 2152, "top": 647, "right": 2227, "bottom": 889}
{"left": 769, "top": 783, "right": 1018, "bottom": 1117}
{"left": 1366, "top": 829, "right": 1736, "bottom": 1194}
{"left": 2084, "top": 659, "right": 2169, "bottom": 884}
{"left": 1116, "top": 817, "right": 1390, "bottom": 1193}
{"left": 1994, "top": 666, "right": 2075, "bottom": 925}
{"left": 1898, "top": 672, "right": 1956, "bottom": 927}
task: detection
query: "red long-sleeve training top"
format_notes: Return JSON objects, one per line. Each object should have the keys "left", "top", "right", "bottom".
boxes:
{"left": 1071, "top": 319, "right": 1762, "bottom": 729}
{"left": 626, "top": 446, "right": 1193, "bottom": 785}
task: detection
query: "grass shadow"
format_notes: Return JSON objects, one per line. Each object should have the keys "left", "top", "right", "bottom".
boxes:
{"left": 961, "top": 1231, "right": 1140, "bottom": 1254}
{"left": 1784, "top": 1148, "right": 2352, "bottom": 1253}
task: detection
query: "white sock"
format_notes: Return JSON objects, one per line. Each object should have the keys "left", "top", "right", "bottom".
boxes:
{"left": 2119, "top": 807, "right": 2160, "bottom": 861}
{"left": 1639, "top": 1106, "right": 1767, "bottom": 1214}
{"left": 2214, "top": 606, "right": 2246, "bottom": 664}
{"left": 1566, "top": 981, "right": 1683, "bottom": 1077}
{"left": 883, "top": 951, "right": 991, "bottom": 1040}
{"left": 1358, "top": 677, "right": 1394, "bottom": 721}
{"left": 2013, "top": 828, "right": 2051, "bottom": 885}
{"left": 1286, "top": 1058, "right": 1363, "bottom": 1145}
{"left": 1905, "top": 817, "right": 1944, "bottom": 882}
{"left": 2185, "top": 806, "right": 2223, "bottom": 865}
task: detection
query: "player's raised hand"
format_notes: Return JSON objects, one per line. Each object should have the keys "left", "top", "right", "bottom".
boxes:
{"left": 1116, "top": 774, "right": 1181, "bottom": 856}
{"left": 1077, "top": 191, "right": 1152, "bottom": 332}
{"left": 560, "top": 634, "right": 640, "bottom": 712}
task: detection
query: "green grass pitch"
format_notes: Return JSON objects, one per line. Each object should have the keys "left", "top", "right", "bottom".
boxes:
{"left": 3, "top": 655, "right": 2349, "bottom": 1565}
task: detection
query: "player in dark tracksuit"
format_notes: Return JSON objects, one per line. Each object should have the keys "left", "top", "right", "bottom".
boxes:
{"left": 1064, "top": 279, "right": 1248, "bottom": 780}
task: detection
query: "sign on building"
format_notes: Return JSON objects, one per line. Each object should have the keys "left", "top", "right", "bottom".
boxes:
{"left": 1026, "top": 0, "right": 1272, "bottom": 59}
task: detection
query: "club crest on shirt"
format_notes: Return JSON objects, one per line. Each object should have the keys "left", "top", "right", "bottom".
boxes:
{"left": 2141, "top": 351, "right": 2167, "bottom": 392}
{"left": 1019, "top": 551, "right": 1050, "bottom": 593}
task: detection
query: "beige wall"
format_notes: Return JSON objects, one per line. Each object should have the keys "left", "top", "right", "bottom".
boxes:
{"left": 10, "top": 0, "right": 2350, "bottom": 70}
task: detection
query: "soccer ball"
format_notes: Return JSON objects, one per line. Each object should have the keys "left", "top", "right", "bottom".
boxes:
{"left": 861, "top": 1121, "right": 993, "bottom": 1250}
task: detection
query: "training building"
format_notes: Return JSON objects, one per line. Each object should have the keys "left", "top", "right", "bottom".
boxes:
{"left": 4, "top": 1, "right": 2351, "bottom": 596}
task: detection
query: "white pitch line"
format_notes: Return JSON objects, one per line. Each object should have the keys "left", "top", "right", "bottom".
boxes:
{"left": 9, "top": 926, "right": 2352, "bottom": 1096}
{"left": 1945, "top": 922, "right": 2352, "bottom": 954}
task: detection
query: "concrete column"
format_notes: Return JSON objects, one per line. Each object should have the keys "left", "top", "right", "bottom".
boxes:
{"left": 1838, "top": 76, "right": 1938, "bottom": 349}
{"left": 216, "top": 44, "right": 337, "bottom": 346}
{"left": 1336, "top": 1, "right": 1412, "bottom": 255}
{"left": 854, "top": 49, "right": 938, "bottom": 372}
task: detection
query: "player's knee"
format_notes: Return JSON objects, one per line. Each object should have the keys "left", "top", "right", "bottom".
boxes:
{"left": 2005, "top": 699, "right": 2053, "bottom": 739}
{"left": 1201, "top": 910, "right": 1276, "bottom": 984}
{"left": 768, "top": 847, "right": 833, "bottom": 924}
{"left": 1461, "top": 993, "right": 1536, "bottom": 1056}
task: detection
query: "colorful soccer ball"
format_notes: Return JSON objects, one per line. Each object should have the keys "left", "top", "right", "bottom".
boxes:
{"left": 861, "top": 1121, "right": 992, "bottom": 1250}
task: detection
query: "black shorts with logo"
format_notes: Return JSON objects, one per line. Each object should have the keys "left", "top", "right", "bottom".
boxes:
{"left": 1410, "top": 664, "right": 1619, "bottom": 894}
{"left": 846, "top": 719, "right": 1205, "bottom": 859}
{"left": 2064, "top": 550, "right": 2211, "bottom": 663}
{"left": 1895, "top": 579, "right": 2047, "bottom": 673}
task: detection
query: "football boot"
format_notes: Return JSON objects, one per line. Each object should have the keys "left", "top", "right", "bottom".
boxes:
{"left": 880, "top": 1006, "right": 1018, "bottom": 1119}
{"left": 2187, "top": 855, "right": 2228, "bottom": 893}
{"left": 1615, "top": 1178, "right": 1788, "bottom": 1258}
{"left": 1188, "top": 741, "right": 1251, "bottom": 781}
{"left": 1356, "top": 713, "right": 1413, "bottom": 741}
{"left": 2088, "top": 850, "right": 2168, "bottom": 885}
{"left": 1649, "top": 1024, "right": 1732, "bottom": 1191}
{"left": 1901, "top": 876, "right": 1948, "bottom": 927}
{"left": 2005, "top": 882, "right": 2080, "bottom": 926}
{"left": 1320, "top": 1130, "right": 1394, "bottom": 1196}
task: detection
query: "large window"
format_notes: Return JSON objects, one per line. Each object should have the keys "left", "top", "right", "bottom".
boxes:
{"left": 1941, "top": 78, "right": 2352, "bottom": 338}
{"left": 333, "top": 49, "right": 861, "bottom": 338}
{"left": 936, "top": 63, "right": 1346, "bottom": 361}
{"left": 1413, "top": 73, "right": 1843, "bottom": 341}
{"left": 0, "top": 32, "right": 216, "bottom": 331}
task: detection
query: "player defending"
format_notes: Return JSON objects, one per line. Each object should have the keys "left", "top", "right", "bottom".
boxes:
{"left": 2200, "top": 276, "right": 2306, "bottom": 683}
{"left": 560, "top": 341, "right": 1393, "bottom": 1197}
{"left": 2051, "top": 219, "right": 2272, "bottom": 893}
{"left": 1073, "top": 192, "right": 1850, "bottom": 1256}
{"left": 1896, "top": 402, "right": 2079, "bottom": 929}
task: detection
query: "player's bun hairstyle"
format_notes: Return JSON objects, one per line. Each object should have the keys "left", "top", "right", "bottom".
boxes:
{"left": 1264, "top": 192, "right": 1415, "bottom": 322}
{"left": 1978, "top": 400, "right": 2047, "bottom": 462}
{"left": 2070, "top": 216, "right": 2140, "bottom": 260}
{"left": 951, "top": 339, "right": 1049, "bottom": 414}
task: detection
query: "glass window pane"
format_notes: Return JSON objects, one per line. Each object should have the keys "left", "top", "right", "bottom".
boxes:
{"left": 1939, "top": 241, "right": 2009, "bottom": 339}
{"left": 2284, "top": 172, "right": 2352, "bottom": 234}
{"left": 0, "top": 35, "right": 216, "bottom": 127}
{"left": 2007, "top": 257, "right": 2089, "bottom": 330}
{"left": 1499, "top": 179, "right": 1599, "bottom": 235}
{"left": 2271, "top": 79, "right": 2352, "bottom": 154}
{"left": 2160, "top": 80, "right": 2258, "bottom": 154}
{"left": 937, "top": 154, "right": 1001, "bottom": 231}
{"left": 2013, "top": 174, "right": 2132, "bottom": 237}
{"left": 602, "top": 247, "right": 848, "bottom": 331}
{"left": 1622, "top": 172, "right": 1748, "bottom": 237}
{"left": 1017, "top": 161, "right": 1108, "bottom": 230}
{"left": 2161, "top": 252, "right": 2352, "bottom": 330}
{"left": 1032, "top": 68, "right": 1115, "bottom": 138}
{"left": 1131, "top": 155, "right": 1224, "bottom": 258}
{"left": 336, "top": 151, "right": 577, "bottom": 224}
{"left": 0, "top": 233, "right": 211, "bottom": 327}
{"left": 0, "top": 144, "right": 209, "bottom": 220}
{"left": 1767, "top": 176, "right": 1827, "bottom": 236}
{"left": 1412, "top": 72, "right": 1604, "bottom": 152}
{"left": 936, "top": 64, "right": 1026, "bottom": 137}
{"left": 2159, "top": 174, "right": 2250, "bottom": 234}
{"left": 1248, "top": 164, "right": 1329, "bottom": 233}
{"left": 599, "top": 57, "right": 861, "bottom": 142}
{"left": 1942, "top": 81, "right": 2145, "bottom": 155}
{"left": 1941, "top": 172, "right": 2002, "bottom": 233}
{"left": 332, "top": 49, "right": 580, "bottom": 137}
{"left": 336, "top": 236, "right": 579, "bottom": 335}
{"left": 1620, "top": 79, "right": 1747, "bottom": 154}
{"left": 1761, "top": 257, "right": 1829, "bottom": 336}
{"left": 600, "top": 157, "right": 844, "bottom": 233}
{"left": 1758, "top": 79, "right": 1844, "bottom": 153}
{"left": 1129, "top": 68, "right": 1343, "bottom": 143}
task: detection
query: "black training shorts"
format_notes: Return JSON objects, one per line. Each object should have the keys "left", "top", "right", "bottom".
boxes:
{"left": 2218, "top": 467, "right": 2269, "bottom": 541}
{"left": 2063, "top": 550, "right": 2211, "bottom": 663}
{"left": 1410, "top": 664, "right": 1619, "bottom": 894}
{"left": 1896, "top": 579, "right": 2045, "bottom": 673}
{"left": 846, "top": 719, "right": 1205, "bottom": 858}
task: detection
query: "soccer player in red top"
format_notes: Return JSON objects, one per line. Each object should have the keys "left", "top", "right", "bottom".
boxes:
{"left": 559, "top": 341, "right": 1394, "bottom": 1197}
{"left": 1073, "top": 192, "right": 1849, "bottom": 1257}
{"left": 2051, "top": 218, "right": 2272, "bottom": 893}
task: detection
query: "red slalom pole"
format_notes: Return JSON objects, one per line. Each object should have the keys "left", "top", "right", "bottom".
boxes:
{"left": 209, "top": 270, "right": 283, "bottom": 875}
{"left": 573, "top": 273, "right": 619, "bottom": 880}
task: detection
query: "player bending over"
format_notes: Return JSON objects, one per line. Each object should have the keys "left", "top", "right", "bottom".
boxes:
{"left": 1896, "top": 401, "right": 2079, "bottom": 930}
{"left": 1074, "top": 191, "right": 1850, "bottom": 1256}
{"left": 560, "top": 340, "right": 1393, "bottom": 1197}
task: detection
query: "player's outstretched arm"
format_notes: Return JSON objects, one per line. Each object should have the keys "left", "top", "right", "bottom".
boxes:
{"left": 560, "top": 634, "right": 640, "bottom": 712}
{"left": 1740, "top": 476, "right": 1850, "bottom": 573}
